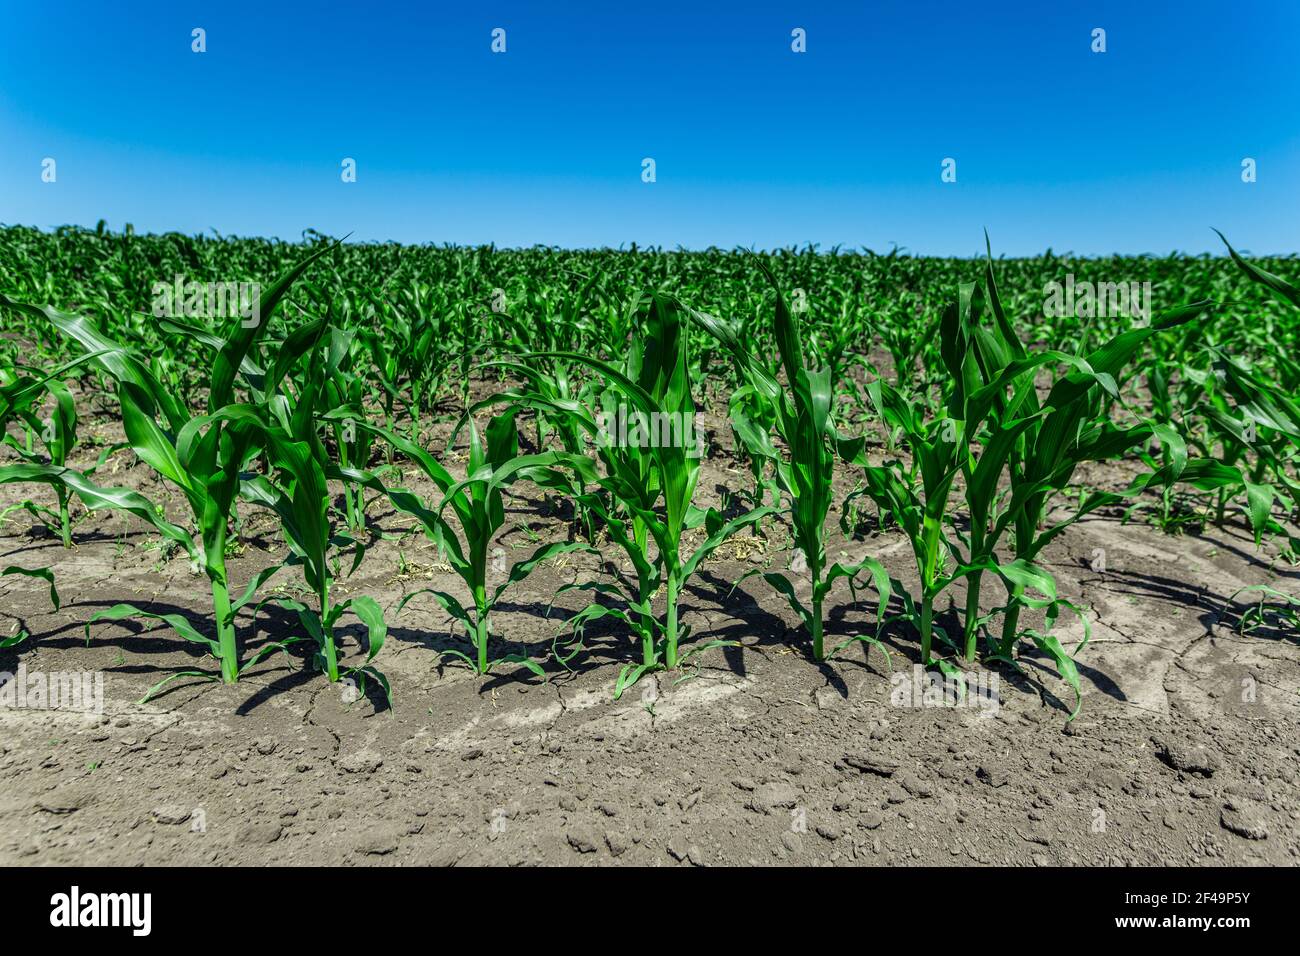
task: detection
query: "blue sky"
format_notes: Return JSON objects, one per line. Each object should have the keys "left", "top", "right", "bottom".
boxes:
{"left": 1, "top": 1, "right": 1296, "bottom": 255}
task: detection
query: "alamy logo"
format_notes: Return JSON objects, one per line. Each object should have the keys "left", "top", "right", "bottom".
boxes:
{"left": 0, "top": 665, "right": 103, "bottom": 713}
{"left": 1043, "top": 274, "right": 1151, "bottom": 323}
{"left": 889, "top": 664, "right": 999, "bottom": 716}
{"left": 49, "top": 886, "right": 151, "bottom": 936}
{"left": 150, "top": 275, "right": 262, "bottom": 327}
{"left": 595, "top": 402, "right": 705, "bottom": 458}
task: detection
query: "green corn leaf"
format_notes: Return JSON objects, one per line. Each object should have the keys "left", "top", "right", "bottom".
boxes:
{"left": 1025, "top": 630, "right": 1083, "bottom": 720}
{"left": 491, "top": 540, "right": 598, "bottom": 606}
{"left": 86, "top": 603, "right": 220, "bottom": 658}
{"left": 346, "top": 595, "right": 388, "bottom": 665}
{"left": 2, "top": 565, "right": 59, "bottom": 610}
{"left": 398, "top": 588, "right": 474, "bottom": 629}
{"left": 1215, "top": 229, "right": 1300, "bottom": 309}
{"left": 209, "top": 241, "right": 336, "bottom": 412}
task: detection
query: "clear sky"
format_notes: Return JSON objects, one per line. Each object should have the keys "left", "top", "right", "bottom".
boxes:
{"left": 1, "top": 1, "right": 1296, "bottom": 255}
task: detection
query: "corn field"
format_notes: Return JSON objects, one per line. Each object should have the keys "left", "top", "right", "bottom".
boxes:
{"left": 1, "top": 222, "right": 1297, "bottom": 716}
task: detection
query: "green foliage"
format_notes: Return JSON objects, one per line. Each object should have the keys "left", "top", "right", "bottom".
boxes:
{"left": 0, "top": 224, "right": 1296, "bottom": 717}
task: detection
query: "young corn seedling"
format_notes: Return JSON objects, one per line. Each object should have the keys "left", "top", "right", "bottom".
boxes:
{"left": 464, "top": 381, "right": 667, "bottom": 682}
{"left": 690, "top": 266, "right": 891, "bottom": 665}
{"left": 0, "top": 244, "right": 331, "bottom": 695}
{"left": 962, "top": 252, "right": 1213, "bottom": 711}
{"left": 502, "top": 293, "right": 768, "bottom": 694}
{"left": 0, "top": 360, "right": 88, "bottom": 546}
{"left": 1233, "top": 584, "right": 1300, "bottom": 638}
{"left": 854, "top": 377, "right": 965, "bottom": 668}
{"left": 320, "top": 325, "right": 377, "bottom": 532}
{"left": 849, "top": 275, "right": 1060, "bottom": 678}
{"left": 468, "top": 352, "right": 602, "bottom": 542}
{"left": 890, "top": 242, "right": 1213, "bottom": 714}
{"left": 1211, "top": 231, "right": 1300, "bottom": 539}
{"left": 1198, "top": 349, "right": 1300, "bottom": 545}
{"left": 937, "top": 271, "right": 1066, "bottom": 665}
{"left": 346, "top": 410, "right": 594, "bottom": 677}
{"left": 243, "top": 326, "right": 390, "bottom": 701}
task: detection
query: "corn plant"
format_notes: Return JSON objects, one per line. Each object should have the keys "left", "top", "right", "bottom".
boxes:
{"left": 846, "top": 254, "right": 1209, "bottom": 713}
{"left": 346, "top": 410, "right": 594, "bottom": 677}
{"left": 965, "top": 252, "right": 1214, "bottom": 702}
{"left": 0, "top": 379, "right": 77, "bottom": 544}
{"left": 1211, "top": 231, "right": 1300, "bottom": 542}
{"left": 0, "top": 352, "right": 108, "bottom": 546}
{"left": 497, "top": 293, "right": 767, "bottom": 694}
{"left": 1233, "top": 584, "right": 1300, "bottom": 638}
{"left": 934, "top": 272, "right": 1078, "bottom": 667}
{"left": 690, "top": 267, "right": 891, "bottom": 664}
{"left": 854, "top": 376, "right": 967, "bottom": 667}
{"left": 320, "top": 326, "right": 377, "bottom": 532}
{"left": 469, "top": 355, "right": 602, "bottom": 541}
{"left": 0, "top": 244, "right": 331, "bottom": 694}
{"left": 240, "top": 325, "right": 390, "bottom": 700}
